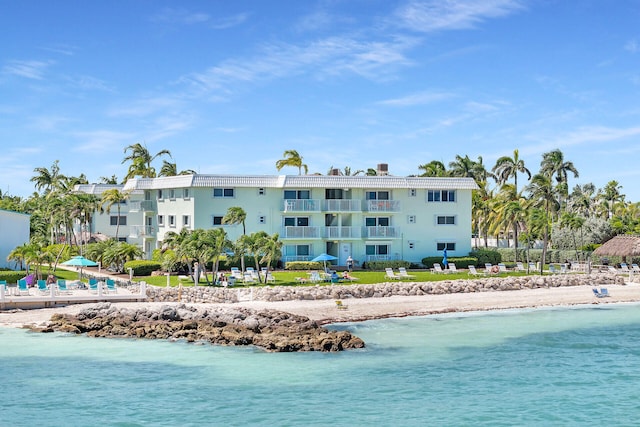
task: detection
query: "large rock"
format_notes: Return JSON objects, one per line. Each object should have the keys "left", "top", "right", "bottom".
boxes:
{"left": 36, "top": 303, "right": 365, "bottom": 353}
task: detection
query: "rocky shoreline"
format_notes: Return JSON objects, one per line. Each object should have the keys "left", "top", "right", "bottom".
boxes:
{"left": 27, "top": 302, "right": 365, "bottom": 352}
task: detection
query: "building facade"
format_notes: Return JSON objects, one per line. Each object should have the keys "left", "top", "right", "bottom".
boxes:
{"left": 79, "top": 173, "right": 478, "bottom": 266}
{"left": 0, "top": 209, "right": 31, "bottom": 269}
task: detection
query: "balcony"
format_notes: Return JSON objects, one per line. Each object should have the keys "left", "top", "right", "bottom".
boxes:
{"left": 322, "top": 199, "right": 362, "bottom": 212}
{"left": 129, "top": 225, "right": 155, "bottom": 238}
{"left": 283, "top": 199, "right": 321, "bottom": 212}
{"left": 128, "top": 200, "right": 157, "bottom": 212}
{"left": 363, "top": 226, "right": 401, "bottom": 238}
{"left": 322, "top": 226, "right": 362, "bottom": 239}
{"left": 366, "top": 254, "right": 391, "bottom": 261}
{"left": 280, "top": 226, "right": 321, "bottom": 239}
{"left": 366, "top": 200, "right": 401, "bottom": 212}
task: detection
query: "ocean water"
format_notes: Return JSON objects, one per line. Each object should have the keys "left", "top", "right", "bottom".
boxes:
{"left": 2, "top": 304, "right": 640, "bottom": 426}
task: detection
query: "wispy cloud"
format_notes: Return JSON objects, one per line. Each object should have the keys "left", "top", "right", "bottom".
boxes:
{"left": 625, "top": 39, "right": 639, "bottom": 53}
{"left": 70, "top": 130, "right": 135, "bottom": 152}
{"left": 2, "top": 59, "right": 53, "bottom": 80}
{"left": 210, "top": 13, "right": 249, "bottom": 30}
{"left": 40, "top": 43, "right": 77, "bottom": 56}
{"left": 64, "top": 75, "right": 113, "bottom": 92}
{"left": 395, "top": 0, "right": 525, "bottom": 33}
{"left": 151, "top": 7, "right": 210, "bottom": 25}
{"left": 108, "top": 96, "right": 185, "bottom": 118}
{"left": 377, "top": 90, "right": 455, "bottom": 107}
{"left": 180, "top": 35, "right": 418, "bottom": 95}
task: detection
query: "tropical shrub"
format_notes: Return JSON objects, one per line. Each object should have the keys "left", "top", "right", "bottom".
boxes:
{"left": 285, "top": 261, "right": 324, "bottom": 271}
{"left": 124, "top": 260, "right": 162, "bottom": 276}
{"left": 469, "top": 248, "right": 501, "bottom": 266}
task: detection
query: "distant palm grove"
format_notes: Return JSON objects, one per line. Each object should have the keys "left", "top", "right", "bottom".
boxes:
{"left": 1, "top": 144, "right": 636, "bottom": 273}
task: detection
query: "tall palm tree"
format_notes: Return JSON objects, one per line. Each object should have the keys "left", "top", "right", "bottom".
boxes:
{"left": 560, "top": 211, "right": 586, "bottom": 260}
{"left": 31, "top": 160, "right": 67, "bottom": 195}
{"left": 525, "top": 174, "right": 558, "bottom": 274}
{"left": 599, "top": 180, "right": 624, "bottom": 219}
{"left": 258, "top": 233, "right": 283, "bottom": 281}
{"left": 101, "top": 189, "right": 130, "bottom": 240}
{"left": 223, "top": 206, "right": 248, "bottom": 272}
{"left": 275, "top": 150, "right": 308, "bottom": 175}
{"left": 540, "top": 149, "right": 579, "bottom": 214}
{"left": 122, "top": 142, "right": 172, "bottom": 180}
{"left": 492, "top": 149, "right": 531, "bottom": 195}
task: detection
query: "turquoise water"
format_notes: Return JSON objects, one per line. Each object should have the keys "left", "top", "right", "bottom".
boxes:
{"left": 2, "top": 304, "right": 640, "bottom": 426}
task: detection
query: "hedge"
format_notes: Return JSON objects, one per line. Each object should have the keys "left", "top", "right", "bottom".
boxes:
{"left": 421, "top": 256, "right": 478, "bottom": 269}
{"left": 123, "top": 260, "right": 162, "bottom": 276}
{"left": 0, "top": 271, "right": 26, "bottom": 284}
{"left": 285, "top": 261, "right": 325, "bottom": 271}
{"left": 363, "top": 260, "right": 411, "bottom": 270}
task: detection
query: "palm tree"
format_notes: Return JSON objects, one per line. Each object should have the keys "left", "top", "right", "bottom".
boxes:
{"left": 7, "top": 244, "right": 29, "bottom": 270}
{"left": 223, "top": 206, "right": 248, "bottom": 272}
{"left": 275, "top": 150, "right": 308, "bottom": 175}
{"left": 492, "top": 149, "right": 531, "bottom": 194}
{"left": 122, "top": 142, "right": 172, "bottom": 180}
{"left": 525, "top": 174, "right": 558, "bottom": 274}
{"left": 418, "top": 161, "right": 448, "bottom": 177}
{"left": 100, "top": 175, "right": 119, "bottom": 184}
{"left": 258, "top": 233, "right": 283, "bottom": 281}
{"left": 540, "top": 149, "right": 579, "bottom": 214}
{"left": 101, "top": 189, "right": 130, "bottom": 240}
{"left": 560, "top": 212, "right": 586, "bottom": 261}
{"left": 599, "top": 180, "right": 624, "bottom": 219}
{"left": 158, "top": 160, "right": 197, "bottom": 177}
{"left": 30, "top": 160, "right": 67, "bottom": 195}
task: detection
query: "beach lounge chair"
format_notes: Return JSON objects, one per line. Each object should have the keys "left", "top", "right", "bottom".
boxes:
{"left": 607, "top": 266, "right": 619, "bottom": 274}
{"left": 498, "top": 263, "right": 509, "bottom": 274}
{"left": 105, "top": 279, "right": 117, "bottom": 293}
{"left": 56, "top": 279, "right": 72, "bottom": 295}
{"left": 335, "top": 300, "right": 348, "bottom": 310}
{"left": 632, "top": 264, "right": 640, "bottom": 273}
{"left": 385, "top": 268, "right": 401, "bottom": 280}
{"left": 431, "top": 264, "right": 445, "bottom": 274}
{"left": 515, "top": 262, "right": 526, "bottom": 272}
{"left": 243, "top": 272, "right": 256, "bottom": 284}
{"left": 36, "top": 279, "right": 49, "bottom": 295}
{"left": 398, "top": 267, "right": 416, "bottom": 279}
{"left": 468, "top": 265, "right": 483, "bottom": 276}
{"left": 485, "top": 263, "right": 499, "bottom": 274}
{"left": 0, "top": 280, "right": 6, "bottom": 296}
{"left": 88, "top": 278, "right": 99, "bottom": 294}
{"left": 446, "top": 263, "right": 458, "bottom": 274}
{"left": 17, "top": 279, "right": 30, "bottom": 295}
{"left": 620, "top": 263, "right": 631, "bottom": 273}
{"left": 308, "top": 271, "right": 323, "bottom": 283}
{"left": 592, "top": 287, "right": 609, "bottom": 298}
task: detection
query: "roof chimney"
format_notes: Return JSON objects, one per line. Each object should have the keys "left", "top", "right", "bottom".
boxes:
{"left": 377, "top": 163, "right": 389, "bottom": 176}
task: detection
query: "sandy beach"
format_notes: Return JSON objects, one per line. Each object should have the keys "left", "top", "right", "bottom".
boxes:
{"left": 1, "top": 282, "right": 638, "bottom": 328}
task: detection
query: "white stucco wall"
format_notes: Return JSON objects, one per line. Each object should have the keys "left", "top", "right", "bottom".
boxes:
{"left": 0, "top": 209, "right": 30, "bottom": 270}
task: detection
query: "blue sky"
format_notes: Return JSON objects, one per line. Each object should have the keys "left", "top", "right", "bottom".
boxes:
{"left": 2, "top": 0, "right": 640, "bottom": 201}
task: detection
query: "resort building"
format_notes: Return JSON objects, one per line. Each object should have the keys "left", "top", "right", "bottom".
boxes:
{"left": 76, "top": 170, "right": 478, "bottom": 266}
{"left": 0, "top": 209, "right": 31, "bottom": 269}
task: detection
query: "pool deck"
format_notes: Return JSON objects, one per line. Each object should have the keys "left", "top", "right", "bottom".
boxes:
{"left": 0, "top": 282, "right": 147, "bottom": 310}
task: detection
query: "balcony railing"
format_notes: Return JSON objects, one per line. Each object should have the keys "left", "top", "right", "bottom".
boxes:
{"left": 363, "top": 226, "right": 400, "bottom": 238}
{"left": 280, "top": 226, "right": 321, "bottom": 239}
{"left": 283, "top": 199, "right": 321, "bottom": 212}
{"left": 322, "top": 199, "right": 362, "bottom": 212}
{"left": 366, "top": 200, "right": 401, "bottom": 212}
{"left": 366, "top": 255, "right": 391, "bottom": 261}
{"left": 128, "top": 200, "right": 156, "bottom": 212}
{"left": 322, "top": 226, "right": 361, "bottom": 239}
{"left": 129, "top": 225, "right": 155, "bottom": 238}
{"left": 282, "top": 255, "right": 313, "bottom": 263}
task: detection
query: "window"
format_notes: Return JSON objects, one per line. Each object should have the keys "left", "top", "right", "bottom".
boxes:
{"left": 408, "top": 241, "right": 415, "bottom": 250}
{"left": 158, "top": 215, "right": 164, "bottom": 226}
{"left": 365, "top": 217, "right": 389, "bottom": 226}
{"left": 284, "top": 190, "right": 310, "bottom": 199}
{"left": 437, "top": 242, "right": 456, "bottom": 251}
{"left": 366, "top": 244, "right": 389, "bottom": 255}
{"left": 110, "top": 216, "right": 127, "bottom": 226}
{"left": 183, "top": 188, "right": 190, "bottom": 199}
{"left": 183, "top": 215, "right": 190, "bottom": 226}
{"left": 258, "top": 215, "right": 266, "bottom": 224}
{"left": 284, "top": 244, "right": 311, "bottom": 257}
{"left": 212, "top": 216, "right": 224, "bottom": 226}
{"left": 366, "top": 191, "right": 389, "bottom": 200}
{"left": 284, "top": 217, "right": 309, "bottom": 226}
{"left": 408, "top": 215, "right": 416, "bottom": 224}
{"left": 325, "top": 189, "right": 343, "bottom": 199}
{"left": 258, "top": 188, "right": 265, "bottom": 195}
{"left": 157, "top": 189, "right": 163, "bottom": 200}
{"left": 428, "top": 190, "right": 456, "bottom": 202}
{"left": 436, "top": 215, "right": 456, "bottom": 225}
{"left": 168, "top": 215, "right": 175, "bottom": 227}
{"left": 169, "top": 189, "right": 175, "bottom": 200}
{"left": 409, "top": 188, "right": 417, "bottom": 197}
{"left": 213, "top": 188, "right": 235, "bottom": 198}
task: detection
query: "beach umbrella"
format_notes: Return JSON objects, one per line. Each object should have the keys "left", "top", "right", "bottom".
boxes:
{"left": 312, "top": 253, "right": 338, "bottom": 272}
{"left": 442, "top": 249, "right": 448, "bottom": 267}
{"left": 62, "top": 256, "right": 98, "bottom": 279}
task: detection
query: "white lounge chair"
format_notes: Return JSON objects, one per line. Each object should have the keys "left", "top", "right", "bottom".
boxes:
{"left": 498, "top": 263, "right": 509, "bottom": 274}
{"left": 468, "top": 265, "right": 484, "bottom": 276}
{"left": 385, "top": 268, "right": 401, "bottom": 280}
{"left": 447, "top": 263, "right": 458, "bottom": 274}
{"left": 632, "top": 264, "right": 640, "bottom": 273}
{"left": 620, "top": 263, "right": 631, "bottom": 273}
{"left": 515, "top": 262, "right": 526, "bottom": 272}
{"left": 431, "top": 264, "right": 445, "bottom": 274}
{"left": 398, "top": 267, "right": 416, "bottom": 279}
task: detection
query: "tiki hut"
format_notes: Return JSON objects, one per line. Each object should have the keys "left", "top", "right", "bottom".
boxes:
{"left": 593, "top": 235, "right": 640, "bottom": 263}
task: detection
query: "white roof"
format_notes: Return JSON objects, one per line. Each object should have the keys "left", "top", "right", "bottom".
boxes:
{"left": 74, "top": 183, "right": 144, "bottom": 195}
{"left": 122, "top": 174, "right": 479, "bottom": 191}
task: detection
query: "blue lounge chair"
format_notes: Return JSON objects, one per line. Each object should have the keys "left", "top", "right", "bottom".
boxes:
{"left": 105, "top": 279, "right": 117, "bottom": 293}
{"left": 57, "top": 279, "right": 71, "bottom": 295}
{"left": 37, "top": 279, "right": 49, "bottom": 295}
{"left": 17, "top": 279, "right": 30, "bottom": 296}
{"left": 592, "top": 288, "right": 610, "bottom": 298}
{"left": 88, "top": 278, "right": 99, "bottom": 294}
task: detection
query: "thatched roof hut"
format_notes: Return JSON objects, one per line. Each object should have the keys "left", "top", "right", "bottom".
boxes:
{"left": 593, "top": 235, "right": 640, "bottom": 260}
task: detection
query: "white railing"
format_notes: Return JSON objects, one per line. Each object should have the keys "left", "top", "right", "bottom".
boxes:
{"left": 366, "top": 255, "right": 391, "bottom": 261}
{"left": 323, "top": 199, "right": 362, "bottom": 212}
{"left": 129, "top": 225, "right": 155, "bottom": 238}
{"left": 283, "top": 199, "right": 321, "bottom": 212}
{"left": 364, "top": 226, "right": 401, "bottom": 238}
{"left": 280, "top": 226, "right": 321, "bottom": 238}
{"left": 366, "top": 200, "right": 401, "bottom": 212}
{"left": 323, "top": 226, "right": 361, "bottom": 239}
{"left": 128, "top": 200, "right": 156, "bottom": 212}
